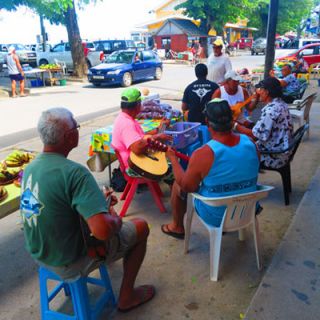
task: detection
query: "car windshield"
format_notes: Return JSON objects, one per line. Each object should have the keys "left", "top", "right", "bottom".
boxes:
{"left": 105, "top": 51, "right": 135, "bottom": 64}
{"left": 9, "top": 44, "right": 27, "bottom": 51}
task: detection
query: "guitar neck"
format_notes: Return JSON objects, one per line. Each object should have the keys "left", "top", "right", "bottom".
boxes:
{"left": 146, "top": 138, "right": 190, "bottom": 162}
{"left": 174, "top": 150, "right": 190, "bottom": 162}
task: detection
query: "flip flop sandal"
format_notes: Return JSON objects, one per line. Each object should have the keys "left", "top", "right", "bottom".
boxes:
{"left": 118, "top": 285, "right": 155, "bottom": 313}
{"left": 161, "top": 224, "right": 185, "bottom": 239}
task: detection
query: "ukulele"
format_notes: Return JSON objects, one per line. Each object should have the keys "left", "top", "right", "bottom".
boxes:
{"left": 231, "top": 96, "right": 253, "bottom": 120}
{"left": 128, "top": 139, "right": 190, "bottom": 181}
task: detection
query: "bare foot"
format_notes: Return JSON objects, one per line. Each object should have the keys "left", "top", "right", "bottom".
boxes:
{"left": 118, "top": 285, "right": 155, "bottom": 312}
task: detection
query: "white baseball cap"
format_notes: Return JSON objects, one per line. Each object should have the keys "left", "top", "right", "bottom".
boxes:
{"left": 8, "top": 46, "right": 15, "bottom": 54}
{"left": 224, "top": 70, "right": 242, "bottom": 81}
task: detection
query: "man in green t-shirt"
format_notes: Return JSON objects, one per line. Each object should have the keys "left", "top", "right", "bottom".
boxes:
{"left": 20, "top": 107, "right": 155, "bottom": 312}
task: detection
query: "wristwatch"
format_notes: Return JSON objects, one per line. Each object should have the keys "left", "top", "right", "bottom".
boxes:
{"left": 233, "top": 122, "right": 238, "bottom": 131}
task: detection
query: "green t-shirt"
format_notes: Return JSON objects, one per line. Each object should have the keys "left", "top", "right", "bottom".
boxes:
{"left": 20, "top": 153, "right": 107, "bottom": 267}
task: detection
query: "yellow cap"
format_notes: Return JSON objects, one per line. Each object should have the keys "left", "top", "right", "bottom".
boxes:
{"left": 213, "top": 39, "right": 224, "bottom": 47}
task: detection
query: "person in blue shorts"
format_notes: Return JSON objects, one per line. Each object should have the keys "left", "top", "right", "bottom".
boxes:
{"left": 6, "top": 46, "right": 26, "bottom": 98}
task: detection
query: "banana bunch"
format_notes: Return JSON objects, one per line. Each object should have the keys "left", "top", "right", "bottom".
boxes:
{"left": 0, "top": 186, "right": 7, "bottom": 201}
{"left": 5, "top": 150, "right": 34, "bottom": 167}
{"left": 0, "top": 165, "right": 20, "bottom": 184}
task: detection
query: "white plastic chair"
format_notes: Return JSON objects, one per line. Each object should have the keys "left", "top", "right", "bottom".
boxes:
{"left": 54, "top": 59, "right": 67, "bottom": 75}
{"left": 289, "top": 92, "right": 317, "bottom": 139}
{"left": 184, "top": 185, "right": 274, "bottom": 281}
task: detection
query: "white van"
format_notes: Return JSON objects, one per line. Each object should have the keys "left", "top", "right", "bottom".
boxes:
{"left": 275, "top": 37, "right": 320, "bottom": 58}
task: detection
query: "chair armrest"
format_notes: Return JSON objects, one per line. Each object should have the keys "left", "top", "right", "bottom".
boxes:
{"left": 259, "top": 149, "right": 288, "bottom": 155}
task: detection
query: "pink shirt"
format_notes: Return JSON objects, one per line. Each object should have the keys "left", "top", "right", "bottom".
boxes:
{"left": 111, "top": 112, "right": 144, "bottom": 168}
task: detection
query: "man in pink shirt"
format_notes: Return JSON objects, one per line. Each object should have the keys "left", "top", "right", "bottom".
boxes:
{"left": 112, "top": 88, "right": 171, "bottom": 169}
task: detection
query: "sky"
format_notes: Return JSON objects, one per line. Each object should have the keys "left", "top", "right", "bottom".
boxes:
{"left": 0, "top": 0, "right": 164, "bottom": 45}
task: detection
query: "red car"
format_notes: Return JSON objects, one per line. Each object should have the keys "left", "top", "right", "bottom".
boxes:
{"left": 231, "top": 38, "right": 253, "bottom": 50}
{"left": 276, "top": 43, "right": 320, "bottom": 67}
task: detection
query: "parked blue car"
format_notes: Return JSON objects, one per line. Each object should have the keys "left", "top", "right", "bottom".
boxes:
{"left": 87, "top": 49, "right": 163, "bottom": 87}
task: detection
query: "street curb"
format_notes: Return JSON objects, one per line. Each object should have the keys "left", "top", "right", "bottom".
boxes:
{"left": 0, "top": 86, "right": 30, "bottom": 98}
{"left": 162, "top": 59, "right": 191, "bottom": 65}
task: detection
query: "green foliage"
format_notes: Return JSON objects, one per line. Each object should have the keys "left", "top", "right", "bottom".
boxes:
{"left": 250, "top": 0, "right": 316, "bottom": 36}
{"left": 176, "top": 0, "right": 256, "bottom": 35}
{"left": 177, "top": 0, "right": 318, "bottom": 37}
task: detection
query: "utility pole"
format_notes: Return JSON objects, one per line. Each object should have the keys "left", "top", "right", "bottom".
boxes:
{"left": 40, "top": 15, "right": 46, "bottom": 52}
{"left": 264, "top": 0, "right": 279, "bottom": 79}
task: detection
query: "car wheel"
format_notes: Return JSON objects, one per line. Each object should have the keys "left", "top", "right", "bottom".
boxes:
{"left": 39, "top": 59, "right": 49, "bottom": 66}
{"left": 86, "top": 59, "right": 92, "bottom": 69}
{"left": 154, "top": 67, "right": 162, "bottom": 80}
{"left": 251, "top": 50, "right": 254, "bottom": 56}
{"left": 122, "top": 72, "right": 132, "bottom": 87}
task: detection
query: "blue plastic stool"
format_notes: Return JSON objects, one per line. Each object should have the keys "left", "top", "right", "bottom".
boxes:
{"left": 198, "top": 125, "right": 211, "bottom": 145}
{"left": 39, "top": 264, "right": 116, "bottom": 320}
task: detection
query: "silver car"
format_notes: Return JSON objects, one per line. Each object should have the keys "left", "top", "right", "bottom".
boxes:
{"left": 5, "top": 44, "right": 37, "bottom": 67}
{"left": 251, "top": 38, "right": 267, "bottom": 55}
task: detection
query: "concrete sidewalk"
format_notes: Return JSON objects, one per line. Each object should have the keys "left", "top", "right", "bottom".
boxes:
{"left": 0, "top": 97, "right": 320, "bottom": 319}
{"left": 245, "top": 167, "right": 320, "bottom": 320}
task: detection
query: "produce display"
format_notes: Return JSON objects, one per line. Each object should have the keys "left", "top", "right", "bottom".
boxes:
{"left": 39, "top": 64, "right": 61, "bottom": 70}
{"left": 5, "top": 150, "right": 34, "bottom": 167}
{"left": 0, "top": 186, "right": 8, "bottom": 203}
{"left": 0, "top": 164, "right": 20, "bottom": 185}
{"left": 137, "top": 99, "right": 181, "bottom": 120}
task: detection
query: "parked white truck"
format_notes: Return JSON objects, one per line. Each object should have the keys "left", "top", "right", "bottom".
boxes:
{"left": 0, "top": 51, "right": 5, "bottom": 72}
{"left": 37, "top": 42, "right": 102, "bottom": 72}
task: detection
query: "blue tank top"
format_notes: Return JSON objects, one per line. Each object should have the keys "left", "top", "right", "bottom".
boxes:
{"left": 194, "top": 134, "right": 259, "bottom": 227}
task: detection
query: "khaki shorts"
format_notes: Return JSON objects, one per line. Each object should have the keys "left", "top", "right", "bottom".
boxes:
{"left": 39, "top": 221, "right": 137, "bottom": 282}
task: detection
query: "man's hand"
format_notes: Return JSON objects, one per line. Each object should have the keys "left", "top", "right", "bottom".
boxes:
{"left": 103, "top": 187, "right": 118, "bottom": 206}
{"left": 155, "top": 133, "right": 173, "bottom": 142}
{"left": 165, "top": 146, "right": 176, "bottom": 160}
{"left": 160, "top": 118, "right": 171, "bottom": 127}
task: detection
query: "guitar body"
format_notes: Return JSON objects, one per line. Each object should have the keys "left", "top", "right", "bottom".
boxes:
{"left": 129, "top": 151, "right": 169, "bottom": 181}
{"left": 231, "top": 96, "right": 253, "bottom": 120}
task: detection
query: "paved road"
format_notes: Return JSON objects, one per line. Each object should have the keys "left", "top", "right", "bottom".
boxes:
{"left": 0, "top": 53, "right": 265, "bottom": 148}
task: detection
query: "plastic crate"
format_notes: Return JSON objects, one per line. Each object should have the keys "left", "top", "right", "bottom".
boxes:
{"left": 30, "top": 79, "right": 44, "bottom": 87}
{"left": 165, "top": 122, "right": 201, "bottom": 149}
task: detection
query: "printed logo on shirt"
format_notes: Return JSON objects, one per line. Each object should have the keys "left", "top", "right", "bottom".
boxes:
{"left": 20, "top": 174, "right": 44, "bottom": 227}
{"left": 192, "top": 88, "right": 212, "bottom": 101}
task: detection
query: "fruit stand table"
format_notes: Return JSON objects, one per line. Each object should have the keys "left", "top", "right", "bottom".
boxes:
{"left": 0, "top": 150, "right": 36, "bottom": 219}
{"left": 24, "top": 68, "right": 48, "bottom": 87}
{"left": 24, "top": 67, "right": 63, "bottom": 87}
{"left": 0, "top": 184, "right": 20, "bottom": 219}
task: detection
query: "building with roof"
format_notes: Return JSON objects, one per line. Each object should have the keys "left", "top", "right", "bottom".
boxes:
{"left": 137, "top": 0, "right": 257, "bottom": 53}
{"left": 154, "top": 18, "right": 207, "bottom": 52}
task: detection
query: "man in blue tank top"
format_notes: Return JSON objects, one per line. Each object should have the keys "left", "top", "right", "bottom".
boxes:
{"left": 162, "top": 99, "right": 260, "bottom": 239}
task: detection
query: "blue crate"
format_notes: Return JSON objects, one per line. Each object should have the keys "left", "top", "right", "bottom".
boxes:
{"left": 165, "top": 122, "right": 201, "bottom": 149}
{"left": 30, "top": 79, "right": 43, "bottom": 87}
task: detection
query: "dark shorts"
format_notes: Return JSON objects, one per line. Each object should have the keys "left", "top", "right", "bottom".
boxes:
{"left": 9, "top": 74, "right": 24, "bottom": 81}
{"left": 38, "top": 221, "right": 137, "bottom": 282}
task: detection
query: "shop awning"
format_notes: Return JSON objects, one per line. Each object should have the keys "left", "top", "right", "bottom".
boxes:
{"left": 155, "top": 18, "right": 207, "bottom": 37}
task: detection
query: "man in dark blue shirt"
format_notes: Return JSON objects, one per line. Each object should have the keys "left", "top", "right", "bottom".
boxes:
{"left": 182, "top": 64, "right": 219, "bottom": 124}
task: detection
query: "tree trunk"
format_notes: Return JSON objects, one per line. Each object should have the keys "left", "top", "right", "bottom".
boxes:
{"left": 264, "top": 0, "right": 279, "bottom": 79}
{"left": 65, "top": 1, "right": 87, "bottom": 78}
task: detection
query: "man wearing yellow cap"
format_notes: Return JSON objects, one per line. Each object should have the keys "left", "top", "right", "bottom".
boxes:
{"left": 207, "top": 38, "right": 232, "bottom": 84}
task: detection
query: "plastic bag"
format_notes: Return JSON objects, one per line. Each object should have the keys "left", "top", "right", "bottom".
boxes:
{"left": 110, "top": 167, "right": 127, "bottom": 192}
